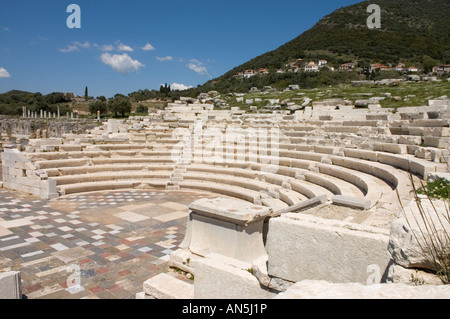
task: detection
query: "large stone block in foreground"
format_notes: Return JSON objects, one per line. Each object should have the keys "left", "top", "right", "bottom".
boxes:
{"left": 193, "top": 258, "right": 276, "bottom": 299}
{"left": 276, "top": 280, "right": 450, "bottom": 299}
{"left": 389, "top": 198, "right": 450, "bottom": 272}
{"left": 142, "top": 273, "right": 194, "bottom": 299}
{"left": 0, "top": 271, "right": 22, "bottom": 299}
{"left": 266, "top": 214, "right": 391, "bottom": 284}
{"left": 178, "top": 197, "right": 271, "bottom": 269}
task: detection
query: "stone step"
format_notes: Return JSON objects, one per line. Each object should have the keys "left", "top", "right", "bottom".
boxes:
{"left": 179, "top": 180, "right": 261, "bottom": 205}
{"left": 53, "top": 171, "right": 172, "bottom": 185}
{"left": 141, "top": 273, "right": 194, "bottom": 299}
{"left": 332, "top": 195, "right": 372, "bottom": 210}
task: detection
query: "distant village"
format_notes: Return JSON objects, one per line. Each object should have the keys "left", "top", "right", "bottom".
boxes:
{"left": 234, "top": 58, "right": 450, "bottom": 78}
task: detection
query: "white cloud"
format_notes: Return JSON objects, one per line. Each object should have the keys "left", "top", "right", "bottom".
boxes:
{"left": 59, "top": 41, "right": 90, "bottom": 53}
{"left": 100, "top": 53, "right": 144, "bottom": 74}
{"left": 117, "top": 43, "right": 133, "bottom": 52}
{"left": 170, "top": 83, "right": 193, "bottom": 91}
{"left": 0, "top": 67, "right": 11, "bottom": 78}
{"left": 101, "top": 44, "right": 115, "bottom": 52}
{"left": 142, "top": 43, "right": 155, "bottom": 51}
{"left": 1, "top": 27, "right": 9, "bottom": 31}
{"left": 59, "top": 45, "right": 79, "bottom": 53}
{"left": 187, "top": 59, "right": 208, "bottom": 75}
{"left": 156, "top": 56, "right": 173, "bottom": 62}
{"left": 74, "top": 41, "right": 90, "bottom": 49}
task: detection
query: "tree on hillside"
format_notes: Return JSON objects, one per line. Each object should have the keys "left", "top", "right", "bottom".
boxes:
{"left": 108, "top": 95, "right": 131, "bottom": 117}
{"left": 159, "top": 83, "right": 171, "bottom": 97}
{"left": 89, "top": 100, "right": 108, "bottom": 116}
{"left": 422, "top": 55, "right": 441, "bottom": 73}
{"left": 84, "top": 86, "right": 89, "bottom": 101}
{"left": 44, "top": 92, "right": 70, "bottom": 105}
{"left": 135, "top": 104, "right": 149, "bottom": 114}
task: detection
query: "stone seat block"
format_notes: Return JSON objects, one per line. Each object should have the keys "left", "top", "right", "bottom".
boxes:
{"left": 187, "top": 164, "right": 258, "bottom": 180}
{"left": 276, "top": 195, "right": 328, "bottom": 216}
{"left": 51, "top": 164, "right": 147, "bottom": 175}
{"left": 0, "top": 271, "right": 22, "bottom": 299}
{"left": 275, "top": 280, "right": 450, "bottom": 299}
{"left": 221, "top": 161, "right": 334, "bottom": 201}
{"left": 342, "top": 120, "right": 379, "bottom": 127}
{"left": 58, "top": 181, "right": 137, "bottom": 195}
{"left": 179, "top": 180, "right": 261, "bottom": 205}
{"left": 59, "top": 145, "right": 83, "bottom": 152}
{"left": 53, "top": 171, "right": 173, "bottom": 186}
{"left": 408, "top": 119, "right": 449, "bottom": 127}
{"left": 318, "top": 164, "right": 381, "bottom": 205}
{"left": 266, "top": 215, "right": 390, "bottom": 284}
{"left": 183, "top": 172, "right": 270, "bottom": 193}
{"left": 373, "top": 143, "right": 407, "bottom": 154}
{"left": 423, "top": 136, "right": 447, "bottom": 148}
{"left": 143, "top": 273, "right": 194, "bottom": 299}
{"left": 330, "top": 156, "right": 401, "bottom": 190}
{"left": 91, "top": 157, "right": 175, "bottom": 165}
{"left": 278, "top": 188, "right": 305, "bottom": 205}
{"left": 290, "top": 180, "right": 332, "bottom": 199}
{"left": 29, "top": 151, "right": 111, "bottom": 161}
{"left": 260, "top": 197, "right": 289, "bottom": 213}
{"left": 302, "top": 171, "right": 347, "bottom": 196}
{"left": 332, "top": 195, "right": 371, "bottom": 210}
{"left": 35, "top": 159, "right": 90, "bottom": 169}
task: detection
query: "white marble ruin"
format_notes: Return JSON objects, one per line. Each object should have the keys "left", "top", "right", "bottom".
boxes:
{"left": 2, "top": 96, "right": 450, "bottom": 299}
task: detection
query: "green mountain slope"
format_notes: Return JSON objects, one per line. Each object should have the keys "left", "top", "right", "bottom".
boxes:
{"left": 201, "top": 0, "right": 450, "bottom": 92}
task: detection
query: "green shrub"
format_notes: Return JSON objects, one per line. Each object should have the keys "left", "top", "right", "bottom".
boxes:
{"left": 417, "top": 178, "right": 450, "bottom": 200}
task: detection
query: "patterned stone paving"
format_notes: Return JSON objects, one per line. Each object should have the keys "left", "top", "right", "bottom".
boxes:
{"left": 0, "top": 188, "right": 217, "bottom": 299}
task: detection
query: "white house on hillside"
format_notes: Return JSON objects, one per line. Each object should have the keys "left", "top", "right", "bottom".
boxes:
{"left": 304, "top": 61, "right": 319, "bottom": 72}
{"left": 318, "top": 59, "right": 328, "bottom": 67}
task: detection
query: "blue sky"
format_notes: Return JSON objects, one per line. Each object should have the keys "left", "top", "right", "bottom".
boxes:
{"left": 0, "top": 0, "right": 362, "bottom": 98}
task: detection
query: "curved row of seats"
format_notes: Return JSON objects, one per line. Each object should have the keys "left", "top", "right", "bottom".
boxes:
{"left": 17, "top": 113, "right": 446, "bottom": 214}
{"left": 20, "top": 138, "right": 441, "bottom": 213}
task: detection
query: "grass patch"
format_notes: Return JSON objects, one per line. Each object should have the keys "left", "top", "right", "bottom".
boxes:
{"left": 228, "top": 81, "right": 450, "bottom": 111}
{"left": 417, "top": 178, "right": 450, "bottom": 200}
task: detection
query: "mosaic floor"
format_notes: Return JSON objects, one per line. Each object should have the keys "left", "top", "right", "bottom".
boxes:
{"left": 0, "top": 188, "right": 217, "bottom": 299}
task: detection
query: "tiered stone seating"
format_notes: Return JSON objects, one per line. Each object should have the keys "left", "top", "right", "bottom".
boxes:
{"left": 2, "top": 102, "right": 448, "bottom": 216}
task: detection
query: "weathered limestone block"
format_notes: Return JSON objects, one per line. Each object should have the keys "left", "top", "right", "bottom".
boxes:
{"left": 276, "top": 195, "right": 327, "bottom": 216}
{"left": 266, "top": 214, "right": 391, "bottom": 284}
{"left": 388, "top": 198, "right": 450, "bottom": 271}
{"left": 366, "top": 113, "right": 390, "bottom": 121}
{"left": 428, "top": 99, "right": 450, "bottom": 108}
{"left": 193, "top": 257, "right": 276, "bottom": 299}
{"left": 172, "top": 197, "right": 271, "bottom": 273}
{"left": 397, "top": 135, "right": 423, "bottom": 145}
{"left": 2, "top": 147, "right": 58, "bottom": 199}
{"left": 423, "top": 137, "right": 447, "bottom": 148}
{"left": 354, "top": 100, "right": 371, "bottom": 108}
{"left": 275, "top": 280, "right": 450, "bottom": 299}
{"left": 344, "top": 148, "right": 379, "bottom": 162}
{"left": 191, "top": 198, "right": 269, "bottom": 257}
{"left": 374, "top": 142, "right": 407, "bottom": 154}
{"left": 377, "top": 152, "right": 410, "bottom": 171}
{"left": 409, "top": 119, "right": 448, "bottom": 128}
{"left": 0, "top": 271, "right": 22, "bottom": 299}
{"left": 413, "top": 147, "right": 433, "bottom": 160}
{"left": 332, "top": 195, "right": 371, "bottom": 210}
{"left": 386, "top": 264, "right": 443, "bottom": 285}
{"left": 107, "top": 119, "right": 120, "bottom": 134}
{"left": 142, "top": 273, "right": 194, "bottom": 299}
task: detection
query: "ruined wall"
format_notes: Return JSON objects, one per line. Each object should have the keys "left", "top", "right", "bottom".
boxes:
{"left": 0, "top": 117, "right": 99, "bottom": 139}
{"left": 1, "top": 146, "right": 58, "bottom": 199}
